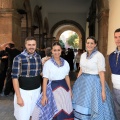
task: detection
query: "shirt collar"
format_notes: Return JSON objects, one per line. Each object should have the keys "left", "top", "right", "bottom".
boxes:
{"left": 50, "top": 57, "right": 64, "bottom": 67}
{"left": 114, "top": 48, "right": 120, "bottom": 54}
{"left": 86, "top": 47, "right": 98, "bottom": 59}
{"left": 21, "top": 49, "right": 37, "bottom": 58}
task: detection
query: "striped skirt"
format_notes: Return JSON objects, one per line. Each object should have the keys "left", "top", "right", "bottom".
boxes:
{"left": 52, "top": 79, "right": 74, "bottom": 120}
{"left": 32, "top": 79, "right": 74, "bottom": 120}
{"left": 72, "top": 73, "right": 116, "bottom": 120}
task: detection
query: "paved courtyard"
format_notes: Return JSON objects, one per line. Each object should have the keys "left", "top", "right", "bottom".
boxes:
{"left": 0, "top": 94, "right": 15, "bottom": 120}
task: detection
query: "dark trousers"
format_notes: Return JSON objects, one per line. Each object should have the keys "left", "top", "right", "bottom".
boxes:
{"left": 0, "top": 69, "right": 7, "bottom": 93}
{"left": 4, "top": 68, "right": 14, "bottom": 95}
{"left": 76, "top": 63, "right": 80, "bottom": 70}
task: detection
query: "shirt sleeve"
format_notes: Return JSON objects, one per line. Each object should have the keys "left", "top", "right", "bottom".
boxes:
{"left": 97, "top": 53, "right": 106, "bottom": 72}
{"left": 65, "top": 61, "right": 70, "bottom": 75}
{"left": 12, "top": 56, "right": 21, "bottom": 79}
{"left": 42, "top": 61, "right": 50, "bottom": 79}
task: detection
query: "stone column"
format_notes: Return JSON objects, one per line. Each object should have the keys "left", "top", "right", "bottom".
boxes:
{"left": 21, "top": 27, "right": 27, "bottom": 47}
{"left": 86, "top": 21, "right": 89, "bottom": 39}
{"left": 97, "top": 9, "right": 111, "bottom": 87}
{"left": 97, "top": 9, "right": 109, "bottom": 56}
{"left": 0, "top": 0, "right": 21, "bottom": 49}
{"left": 12, "top": 11, "right": 22, "bottom": 49}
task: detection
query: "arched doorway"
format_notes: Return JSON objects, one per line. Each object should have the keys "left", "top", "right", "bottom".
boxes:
{"left": 50, "top": 20, "right": 85, "bottom": 50}
{"left": 54, "top": 25, "right": 82, "bottom": 49}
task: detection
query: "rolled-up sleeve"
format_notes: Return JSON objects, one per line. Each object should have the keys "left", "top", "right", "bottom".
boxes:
{"left": 66, "top": 61, "right": 70, "bottom": 75}
{"left": 42, "top": 61, "right": 50, "bottom": 79}
{"left": 12, "top": 56, "right": 21, "bottom": 79}
{"left": 97, "top": 53, "right": 106, "bottom": 72}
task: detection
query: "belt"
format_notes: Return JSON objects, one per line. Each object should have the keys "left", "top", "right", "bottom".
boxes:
{"left": 18, "top": 75, "right": 41, "bottom": 90}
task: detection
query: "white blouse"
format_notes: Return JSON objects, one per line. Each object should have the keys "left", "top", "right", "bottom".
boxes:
{"left": 43, "top": 59, "right": 70, "bottom": 80}
{"left": 80, "top": 51, "right": 105, "bottom": 74}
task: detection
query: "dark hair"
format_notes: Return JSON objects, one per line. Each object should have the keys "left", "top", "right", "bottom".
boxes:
{"left": 114, "top": 28, "right": 120, "bottom": 33}
{"left": 78, "top": 49, "right": 83, "bottom": 53}
{"left": 87, "top": 36, "right": 97, "bottom": 44}
{"left": 52, "top": 42, "right": 62, "bottom": 48}
{"left": 45, "top": 47, "right": 52, "bottom": 57}
{"left": 9, "top": 43, "right": 15, "bottom": 48}
{"left": 25, "top": 36, "right": 36, "bottom": 43}
{"left": 41, "top": 45, "right": 45, "bottom": 49}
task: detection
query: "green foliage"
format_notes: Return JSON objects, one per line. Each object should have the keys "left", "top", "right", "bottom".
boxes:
{"left": 59, "top": 40, "right": 65, "bottom": 48}
{"left": 67, "top": 33, "right": 79, "bottom": 48}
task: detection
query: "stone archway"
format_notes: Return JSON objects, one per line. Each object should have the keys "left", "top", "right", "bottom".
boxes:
{"left": 55, "top": 26, "right": 82, "bottom": 49}
{"left": 55, "top": 26, "right": 81, "bottom": 40}
{"left": 50, "top": 20, "right": 85, "bottom": 49}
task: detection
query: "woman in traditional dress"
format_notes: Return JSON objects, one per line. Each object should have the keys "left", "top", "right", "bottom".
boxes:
{"left": 32, "top": 42, "right": 74, "bottom": 120}
{"left": 72, "top": 36, "right": 116, "bottom": 120}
